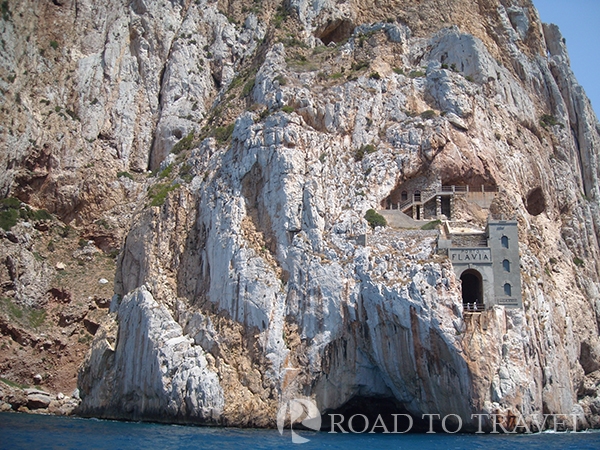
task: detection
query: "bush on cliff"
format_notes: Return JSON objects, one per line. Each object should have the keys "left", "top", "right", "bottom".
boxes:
{"left": 365, "top": 209, "right": 387, "bottom": 229}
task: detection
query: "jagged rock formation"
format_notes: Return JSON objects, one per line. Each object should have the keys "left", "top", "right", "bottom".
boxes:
{"left": 1, "top": 0, "right": 600, "bottom": 431}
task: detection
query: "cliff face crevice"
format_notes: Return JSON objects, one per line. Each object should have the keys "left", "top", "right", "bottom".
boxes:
{"left": 1, "top": 0, "right": 600, "bottom": 431}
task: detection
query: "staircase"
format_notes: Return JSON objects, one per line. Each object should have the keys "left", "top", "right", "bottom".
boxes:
{"left": 385, "top": 185, "right": 494, "bottom": 216}
{"left": 378, "top": 210, "right": 422, "bottom": 229}
{"left": 389, "top": 190, "right": 443, "bottom": 215}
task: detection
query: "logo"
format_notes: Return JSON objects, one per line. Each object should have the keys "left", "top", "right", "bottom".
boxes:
{"left": 277, "top": 398, "right": 322, "bottom": 444}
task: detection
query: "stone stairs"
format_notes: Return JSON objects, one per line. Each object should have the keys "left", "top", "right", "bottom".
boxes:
{"left": 378, "top": 210, "right": 422, "bottom": 229}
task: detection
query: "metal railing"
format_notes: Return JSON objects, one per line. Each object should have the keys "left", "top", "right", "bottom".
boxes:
{"left": 463, "top": 302, "right": 485, "bottom": 313}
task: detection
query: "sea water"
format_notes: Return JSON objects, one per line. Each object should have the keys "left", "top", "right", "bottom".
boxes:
{"left": 1, "top": 412, "right": 600, "bottom": 450}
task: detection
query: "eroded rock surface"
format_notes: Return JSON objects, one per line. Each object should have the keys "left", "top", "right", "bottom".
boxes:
{"left": 1, "top": 0, "right": 599, "bottom": 431}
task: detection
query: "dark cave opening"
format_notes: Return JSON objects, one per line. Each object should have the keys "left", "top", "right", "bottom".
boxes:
{"left": 320, "top": 396, "right": 448, "bottom": 433}
{"left": 525, "top": 186, "right": 546, "bottom": 216}
{"left": 314, "top": 19, "right": 355, "bottom": 45}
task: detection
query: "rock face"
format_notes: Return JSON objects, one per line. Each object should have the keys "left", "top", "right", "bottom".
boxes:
{"left": 1, "top": 0, "right": 600, "bottom": 431}
{"left": 79, "top": 286, "right": 223, "bottom": 422}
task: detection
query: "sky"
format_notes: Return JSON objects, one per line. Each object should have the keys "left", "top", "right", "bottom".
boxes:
{"left": 533, "top": 0, "right": 600, "bottom": 117}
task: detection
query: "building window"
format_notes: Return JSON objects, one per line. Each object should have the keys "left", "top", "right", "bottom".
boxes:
{"left": 401, "top": 191, "right": 408, "bottom": 201}
{"left": 504, "top": 283, "right": 512, "bottom": 296}
{"left": 503, "top": 259, "right": 510, "bottom": 272}
{"left": 501, "top": 236, "right": 509, "bottom": 248}
{"left": 414, "top": 190, "right": 421, "bottom": 202}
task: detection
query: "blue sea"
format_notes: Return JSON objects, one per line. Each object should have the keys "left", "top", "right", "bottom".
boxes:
{"left": 1, "top": 412, "right": 600, "bottom": 449}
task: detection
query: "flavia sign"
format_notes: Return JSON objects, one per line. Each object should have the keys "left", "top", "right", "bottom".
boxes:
{"left": 449, "top": 248, "right": 492, "bottom": 263}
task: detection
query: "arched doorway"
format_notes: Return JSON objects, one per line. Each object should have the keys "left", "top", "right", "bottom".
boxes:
{"left": 460, "top": 269, "right": 483, "bottom": 307}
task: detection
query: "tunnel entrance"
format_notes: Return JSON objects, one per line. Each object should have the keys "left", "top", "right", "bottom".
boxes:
{"left": 460, "top": 269, "right": 483, "bottom": 307}
{"left": 441, "top": 196, "right": 451, "bottom": 217}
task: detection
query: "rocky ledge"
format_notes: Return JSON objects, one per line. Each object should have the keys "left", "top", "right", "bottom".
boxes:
{"left": 0, "top": 382, "right": 80, "bottom": 416}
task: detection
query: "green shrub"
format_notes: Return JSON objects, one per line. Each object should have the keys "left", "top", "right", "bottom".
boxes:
{"left": 149, "top": 183, "right": 181, "bottom": 207}
{"left": 351, "top": 61, "right": 369, "bottom": 72}
{"left": 228, "top": 74, "right": 245, "bottom": 91}
{"left": 409, "top": 70, "right": 426, "bottom": 78}
{"left": 420, "top": 110, "right": 436, "bottom": 120}
{"left": 1, "top": 297, "right": 23, "bottom": 320}
{"left": 364, "top": 144, "right": 376, "bottom": 154}
{"left": 50, "top": 40, "right": 59, "bottom": 50}
{"left": 0, "top": 377, "right": 28, "bottom": 389}
{"left": 393, "top": 67, "right": 404, "bottom": 75}
{"left": 241, "top": 77, "right": 255, "bottom": 97}
{"left": 1, "top": 1, "right": 10, "bottom": 21}
{"left": 272, "top": 3, "right": 290, "bottom": 28}
{"left": 65, "top": 109, "right": 79, "bottom": 121}
{"left": 573, "top": 257, "right": 584, "bottom": 267}
{"left": 464, "top": 75, "right": 474, "bottom": 82}
{"left": 180, "top": 163, "right": 194, "bottom": 183}
{"left": 29, "top": 309, "right": 46, "bottom": 329}
{"left": 540, "top": 114, "right": 564, "bottom": 129}
{"left": 214, "top": 123, "right": 235, "bottom": 143}
{"left": 117, "top": 171, "right": 134, "bottom": 180}
{"left": 369, "top": 72, "right": 381, "bottom": 80}
{"left": 158, "top": 164, "right": 174, "bottom": 179}
{"left": 421, "top": 220, "right": 441, "bottom": 230}
{"left": 0, "top": 207, "right": 19, "bottom": 231}
{"left": 171, "top": 131, "right": 195, "bottom": 154}
{"left": 26, "top": 208, "right": 53, "bottom": 222}
{"left": 281, "top": 105, "right": 295, "bottom": 113}
{"left": 1, "top": 197, "right": 21, "bottom": 209}
{"left": 281, "top": 36, "right": 307, "bottom": 48}
{"left": 365, "top": 209, "right": 387, "bottom": 229}
{"left": 354, "top": 144, "right": 377, "bottom": 161}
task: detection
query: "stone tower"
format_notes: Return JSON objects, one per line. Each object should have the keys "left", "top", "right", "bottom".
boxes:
{"left": 486, "top": 220, "right": 522, "bottom": 308}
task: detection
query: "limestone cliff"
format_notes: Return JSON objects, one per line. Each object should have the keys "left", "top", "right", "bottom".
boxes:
{"left": 1, "top": 0, "right": 600, "bottom": 431}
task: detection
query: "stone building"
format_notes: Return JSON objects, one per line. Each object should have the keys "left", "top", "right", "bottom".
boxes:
{"left": 441, "top": 219, "right": 522, "bottom": 310}
{"left": 381, "top": 175, "right": 498, "bottom": 221}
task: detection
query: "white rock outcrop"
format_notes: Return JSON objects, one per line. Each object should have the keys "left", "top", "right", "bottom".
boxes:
{"left": 79, "top": 286, "right": 223, "bottom": 422}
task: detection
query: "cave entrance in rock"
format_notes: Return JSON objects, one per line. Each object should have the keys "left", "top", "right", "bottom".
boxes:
{"left": 321, "top": 396, "right": 435, "bottom": 433}
{"left": 315, "top": 19, "right": 355, "bottom": 45}
{"left": 460, "top": 269, "right": 483, "bottom": 307}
